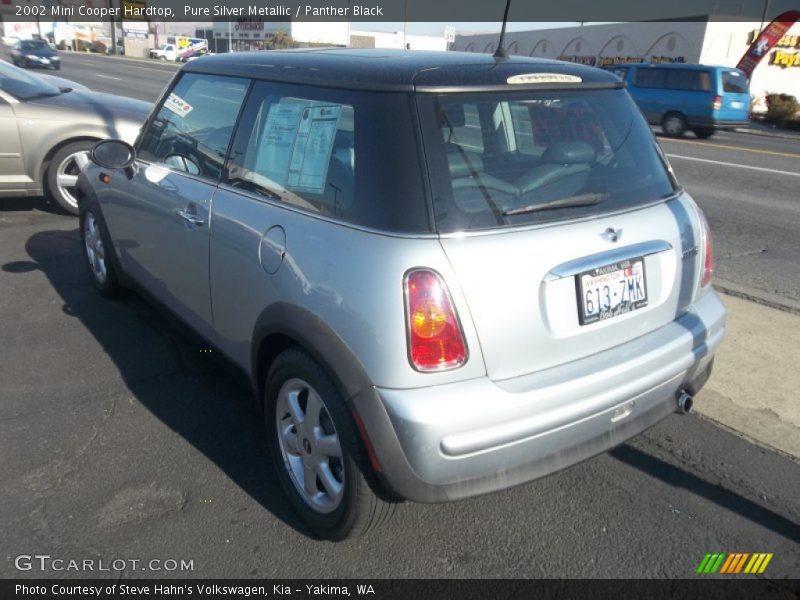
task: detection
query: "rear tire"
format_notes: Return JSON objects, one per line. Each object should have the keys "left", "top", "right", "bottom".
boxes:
{"left": 46, "top": 140, "right": 94, "bottom": 216}
{"left": 661, "top": 113, "right": 687, "bottom": 138}
{"left": 692, "top": 128, "right": 715, "bottom": 139}
{"left": 265, "top": 349, "right": 395, "bottom": 540}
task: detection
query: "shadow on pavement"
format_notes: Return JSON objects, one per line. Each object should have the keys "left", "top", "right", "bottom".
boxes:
{"left": 4, "top": 227, "right": 313, "bottom": 539}
{"left": 611, "top": 444, "right": 800, "bottom": 544}
{"left": 0, "top": 195, "right": 66, "bottom": 215}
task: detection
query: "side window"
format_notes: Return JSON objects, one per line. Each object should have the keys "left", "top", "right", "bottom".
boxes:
{"left": 633, "top": 68, "right": 666, "bottom": 89}
{"left": 667, "top": 69, "right": 697, "bottom": 90}
{"left": 138, "top": 73, "right": 249, "bottom": 181}
{"left": 722, "top": 71, "right": 748, "bottom": 94}
{"left": 224, "top": 84, "right": 356, "bottom": 217}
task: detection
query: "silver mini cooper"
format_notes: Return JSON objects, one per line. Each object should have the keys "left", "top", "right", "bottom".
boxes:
{"left": 76, "top": 49, "right": 725, "bottom": 540}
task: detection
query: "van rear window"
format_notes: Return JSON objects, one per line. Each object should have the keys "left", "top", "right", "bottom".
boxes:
{"left": 419, "top": 88, "right": 678, "bottom": 233}
{"left": 722, "top": 70, "right": 749, "bottom": 94}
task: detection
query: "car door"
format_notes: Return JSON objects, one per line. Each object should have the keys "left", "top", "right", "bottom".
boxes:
{"left": 101, "top": 72, "right": 250, "bottom": 340}
{"left": 0, "top": 93, "right": 27, "bottom": 195}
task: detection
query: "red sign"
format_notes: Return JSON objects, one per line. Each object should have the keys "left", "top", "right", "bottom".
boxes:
{"left": 736, "top": 11, "right": 800, "bottom": 78}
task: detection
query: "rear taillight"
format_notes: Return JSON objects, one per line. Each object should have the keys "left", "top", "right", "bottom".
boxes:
{"left": 699, "top": 210, "right": 714, "bottom": 287}
{"left": 404, "top": 269, "right": 467, "bottom": 372}
{"left": 712, "top": 95, "right": 723, "bottom": 110}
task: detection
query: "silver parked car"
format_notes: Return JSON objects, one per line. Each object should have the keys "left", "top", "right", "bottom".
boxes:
{"left": 76, "top": 50, "right": 725, "bottom": 540}
{"left": 0, "top": 59, "right": 149, "bottom": 214}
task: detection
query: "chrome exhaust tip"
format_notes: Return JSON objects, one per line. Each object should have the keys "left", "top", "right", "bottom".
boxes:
{"left": 676, "top": 390, "right": 694, "bottom": 415}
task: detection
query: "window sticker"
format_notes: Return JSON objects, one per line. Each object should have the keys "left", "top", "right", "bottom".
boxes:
{"left": 286, "top": 104, "right": 341, "bottom": 194}
{"left": 257, "top": 100, "right": 342, "bottom": 195}
{"left": 164, "top": 93, "right": 194, "bottom": 117}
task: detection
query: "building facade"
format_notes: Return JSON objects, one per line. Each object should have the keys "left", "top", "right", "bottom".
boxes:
{"left": 453, "top": 19, "right": 800, "bottom": 108}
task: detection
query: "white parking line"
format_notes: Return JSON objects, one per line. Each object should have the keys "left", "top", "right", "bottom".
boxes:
{"left": 666, "top": 154, "right": 800, "bottom": 178}
{"left": 93, "top": 73, "right": 122, "bottom": 80}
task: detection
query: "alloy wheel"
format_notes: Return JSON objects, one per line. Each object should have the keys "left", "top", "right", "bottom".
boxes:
{"left": 275, "top": 378, "right": 345, "bottom": 514}
{"left": 55, "top": 151, "right": 89, "bottom": 210}
{"left": 83, "top": 211, "right": 107, "bottom": 285}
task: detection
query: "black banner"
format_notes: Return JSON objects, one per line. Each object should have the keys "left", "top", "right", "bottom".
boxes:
{"left": 2, "top": 579, "right": 800, "bottom": 600}
{"left": 1, "top": 0, "right": 799, "bottom": 23}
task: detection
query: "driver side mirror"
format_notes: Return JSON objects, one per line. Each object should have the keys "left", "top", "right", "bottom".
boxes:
{"left": 90, "top": 139, "right": 136, "bottom": 170}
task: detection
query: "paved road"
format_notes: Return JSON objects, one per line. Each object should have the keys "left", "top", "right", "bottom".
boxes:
{"left": 0, "top": 53, "right": 798, "bottom": 580}
{"left": 657, "top": 131, "right": 800, "bottom": 309}
{"left": 56, "top": 52, "right": 178, "bottom": 102}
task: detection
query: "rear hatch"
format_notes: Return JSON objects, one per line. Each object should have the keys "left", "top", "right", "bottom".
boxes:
{"left": 416, "top": 78, "right": 706, "bottom": 381}
{"left": 716, "top": 68, "right": 750, "bottom": 121}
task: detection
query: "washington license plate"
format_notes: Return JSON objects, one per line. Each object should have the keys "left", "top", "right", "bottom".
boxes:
{"left": 577, "top": 258, "right": 648, "bottom": 325}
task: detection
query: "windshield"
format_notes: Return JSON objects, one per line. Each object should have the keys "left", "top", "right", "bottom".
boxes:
{"left": 0, "top": 59, "right": 60, "bottom": 100}
{"left": 419, "top": 88, "right": 678, "bottom": 232}
{"left": 20, "top": 40, "right": 51, "bottom": 52}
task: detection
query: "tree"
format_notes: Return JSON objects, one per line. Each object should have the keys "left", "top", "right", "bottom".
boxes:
{"left": 265, "top": 30, "right": 297, "bottom": 50}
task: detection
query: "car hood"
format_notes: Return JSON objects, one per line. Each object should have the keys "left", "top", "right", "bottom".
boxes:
{"left": 36, "top": 73, "right": 89, "bottom": 92}
{"left": 14, "top": 90, "right": 152, "bottom": 125}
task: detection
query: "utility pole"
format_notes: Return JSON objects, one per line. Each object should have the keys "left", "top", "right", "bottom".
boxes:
{"left": 403, "top": 0, "right": 408, "bottom": 49}
{"left": 110, "top": 0, "right": 118, "bottom": 55}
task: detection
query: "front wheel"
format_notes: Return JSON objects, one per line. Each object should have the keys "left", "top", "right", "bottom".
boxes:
{"left": 79, "top": 204, "right": 121, "bottom": 297}
{"left": 46, "top": 140, "right": 93, "bottom": 215}
{"left": 265, "top": 349, "right": 395, "bottom": 540}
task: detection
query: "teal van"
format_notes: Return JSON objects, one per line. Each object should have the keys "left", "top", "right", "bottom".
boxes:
{"left": 606, "top": 63, "right": 750, "bottom": 138}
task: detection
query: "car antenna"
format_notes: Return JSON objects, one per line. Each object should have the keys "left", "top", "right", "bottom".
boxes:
{"left": 493, "top": 0, "right": 512, "bottom": 60}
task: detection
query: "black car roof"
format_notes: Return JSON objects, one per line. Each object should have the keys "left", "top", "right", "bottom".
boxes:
{"left": 182, "top": 48, "right": 621, "bottom": 93}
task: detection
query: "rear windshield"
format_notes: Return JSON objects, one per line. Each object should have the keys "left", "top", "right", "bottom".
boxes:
{"left": 418, "top": 88, "right": 678, "bottom": 232}
{"left": 722, "top": 70, "right": 748, "bottom": 94}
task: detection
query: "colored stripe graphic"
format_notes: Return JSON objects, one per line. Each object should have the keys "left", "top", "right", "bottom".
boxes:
{"left": 698, "top": 553, "right": 774, "bottom": 575}
{"left": 719, "top": 554, "right": 736, "bottom": 573}
{"left": 710, "top": 554, "right": 726, "bottom": 573}
{"left": 734, "top": 553, "right": 750, "bottom": 573}
{"left": 696, "top": 554, "right": 713, "bottom": 574}
{"left": 758, "top": 553, "right": 773, "bottom": 574}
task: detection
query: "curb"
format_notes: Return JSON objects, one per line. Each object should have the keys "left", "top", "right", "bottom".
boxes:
{"left": 713, "top": 279, "right": 800, "bottom": 316}
{"left": 734, "top": 127, "right": 800, "bottom": 141}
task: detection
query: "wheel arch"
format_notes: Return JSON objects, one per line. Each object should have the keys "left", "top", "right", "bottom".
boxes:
{"left": 251, "top": 302, "right": 374, "bottom": 409}
{"left": 39, "top": 136, "right": 101, "bottom": 183}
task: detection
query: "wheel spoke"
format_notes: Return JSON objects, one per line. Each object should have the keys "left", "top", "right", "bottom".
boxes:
{"left": 57, "top": 172, "right": 79, "bottom": 187}
{"left": 304, "top": 390, "right": 323, "bottom": 430}
{"left": 303, "top": 462, "right": 319, "bottom": 498}
{"left": 315, "top": 432, "right": 341, "bottom": 458}
{"left": 280, "top": 423, "right": 300, "bottom": 455}
{"left": 316, "top": 462, "right": 343, "bottom": 504}
{"left": 286, "top": 389, "right": 305, "bottom": 425}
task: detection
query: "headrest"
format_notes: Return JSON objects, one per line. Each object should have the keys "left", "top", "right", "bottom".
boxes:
{"left": 447, "top": 150, "right": 484, "bottom": 179}
{"left": 542, "top": 141, "right": 596, "bottom": 164}
{"left": 438, "top": 103, "right": 466, "bottom": 128}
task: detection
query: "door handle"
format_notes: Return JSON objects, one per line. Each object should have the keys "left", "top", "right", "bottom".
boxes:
{"left": 176, "top": 208, "right": 204, "bottom": 227}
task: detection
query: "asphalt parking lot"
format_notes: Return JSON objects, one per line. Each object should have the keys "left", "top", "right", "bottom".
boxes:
{"left": 1, "top": 53, "right": 799, "bottom": 580}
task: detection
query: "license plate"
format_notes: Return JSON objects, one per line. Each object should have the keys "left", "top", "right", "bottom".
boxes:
{"left": 577, "top": 257, "right": 648, "bottom": 325}
{"left": 40, "top": 58, "right": 50, "bottom": 64}
{"left": 730, "top": 100, "right": 743, "bottom": 109}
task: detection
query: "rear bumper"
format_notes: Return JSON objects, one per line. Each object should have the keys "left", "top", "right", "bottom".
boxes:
{"left": 354, "top": 290, "right": 725, "bottom": 503}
